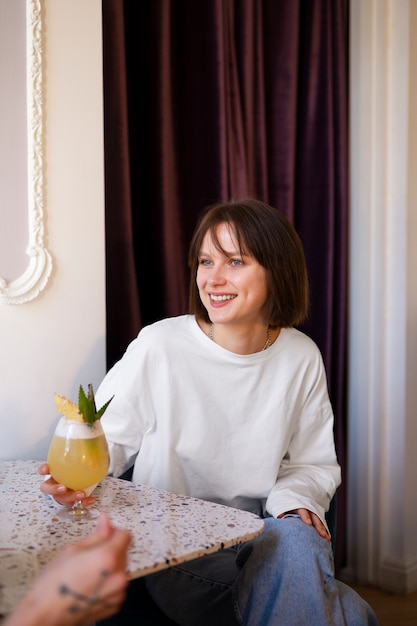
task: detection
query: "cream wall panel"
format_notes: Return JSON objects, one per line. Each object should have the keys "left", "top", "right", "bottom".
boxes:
{"left": 0, "top": 0, "right": 106, "bottom": 460}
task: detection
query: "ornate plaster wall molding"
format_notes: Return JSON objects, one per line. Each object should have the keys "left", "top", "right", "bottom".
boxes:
{"left": 0, "top": 0, "right": 52, "bottom": 305}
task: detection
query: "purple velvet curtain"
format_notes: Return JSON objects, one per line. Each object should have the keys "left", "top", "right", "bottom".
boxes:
{"left": 102, "top": 0, "right": 348, "bottom": 572}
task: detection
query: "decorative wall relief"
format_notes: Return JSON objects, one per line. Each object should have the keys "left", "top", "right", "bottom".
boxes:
{"left": 0, "top": 0, "right": 52, "bottom": 305}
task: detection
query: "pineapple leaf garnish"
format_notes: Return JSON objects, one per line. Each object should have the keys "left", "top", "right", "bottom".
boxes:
{"left": 78, "top": 383, "right": 114, "bottom": 425}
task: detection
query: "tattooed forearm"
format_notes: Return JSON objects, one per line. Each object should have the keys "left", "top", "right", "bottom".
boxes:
{"left": 58, "top": 570, "right": 117, "bottom": 615}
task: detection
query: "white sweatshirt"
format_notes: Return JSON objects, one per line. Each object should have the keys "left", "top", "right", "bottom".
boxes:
{"left": 96, "top": 315, "right": 341, "bottom": 523}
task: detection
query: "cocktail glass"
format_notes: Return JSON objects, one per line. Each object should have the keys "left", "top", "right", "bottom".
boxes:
{"left": 47, "top": 416, "right": 110, "bottom": 519}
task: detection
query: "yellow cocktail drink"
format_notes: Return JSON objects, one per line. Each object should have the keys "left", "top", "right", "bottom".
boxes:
{"left": 47, "top": 418, "right": 109, "bottom": 491}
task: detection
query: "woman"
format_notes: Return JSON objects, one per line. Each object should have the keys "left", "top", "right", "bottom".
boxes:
{"left": 41, "top": 199, "right": 378, "bottom": 625}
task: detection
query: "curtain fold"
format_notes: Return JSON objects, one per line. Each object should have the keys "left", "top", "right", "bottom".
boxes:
{"left": 102, "top": 0, "right": 348, "bottom": 572}
{"left": 102, "top": 2, "right": 141, "bottom": 362}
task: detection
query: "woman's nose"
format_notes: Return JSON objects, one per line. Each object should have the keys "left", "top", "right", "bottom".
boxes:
{"left": 208, "top": 265, "right": 226, "bottom": 285}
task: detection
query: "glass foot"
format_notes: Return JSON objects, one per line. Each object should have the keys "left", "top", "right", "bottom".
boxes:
{"left": 58, "top": 501, "right": 100, "bottom": 521}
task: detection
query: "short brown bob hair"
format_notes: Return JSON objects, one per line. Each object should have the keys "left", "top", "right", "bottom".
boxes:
{"left": 188, "top": 198, "right": 309, "bottom": 328}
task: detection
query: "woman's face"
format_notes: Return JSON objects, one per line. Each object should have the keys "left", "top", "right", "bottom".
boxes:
{"left": 196, "top": 223, "right": 268, "bottom": 327}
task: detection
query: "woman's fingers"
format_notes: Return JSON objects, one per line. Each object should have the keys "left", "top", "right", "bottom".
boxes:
{"left": 38, "top": 463, "right": 96, "bottom": 507}
{"left": 309, "top": 511, "right": 330, "bottom": 541}
{"left": 37, "top": 462, "right": 50, "bottom": 476}
{"left": 280, "top": 508, "right": 331, "bottom": 542}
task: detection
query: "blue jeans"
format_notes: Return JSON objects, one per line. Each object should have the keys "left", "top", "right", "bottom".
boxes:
{"left": 145, "top": 516, "right": 379, "bottom": 625}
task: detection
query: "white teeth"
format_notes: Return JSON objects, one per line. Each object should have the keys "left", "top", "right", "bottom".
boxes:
{"left": 210, "top": 294, "right": 235, "bottom": 302}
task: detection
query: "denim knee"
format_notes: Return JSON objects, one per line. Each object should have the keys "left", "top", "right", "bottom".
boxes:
{"left": 236, "top": 515, "right": 335, "bottom": 584}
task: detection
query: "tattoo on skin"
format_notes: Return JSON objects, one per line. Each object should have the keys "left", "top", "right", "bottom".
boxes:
{"left": 58, "top": 570, "right": 117, "bottom": 615}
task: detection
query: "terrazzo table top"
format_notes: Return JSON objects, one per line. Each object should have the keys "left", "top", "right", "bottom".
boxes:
{"left": 0, "top": 459, "right": 264, "bottom": 618}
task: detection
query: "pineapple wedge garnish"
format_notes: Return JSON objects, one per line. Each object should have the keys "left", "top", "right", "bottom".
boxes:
{"left": 54, "top": 384, "right": 114, "bottom": 425}
{"left": 54, "top": 392, "right": 83, "bottom": 422}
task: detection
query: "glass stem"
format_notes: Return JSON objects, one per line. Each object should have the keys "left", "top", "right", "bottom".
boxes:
{"left": 72, "top": 500, "right": 85, "bottom": 514}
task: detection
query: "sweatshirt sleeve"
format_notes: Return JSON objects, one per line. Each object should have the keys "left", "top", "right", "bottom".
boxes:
{"left": 95, "top": 337, "right": 149, "bottom": 479}
{"left": 265, "top": 353, "right": 342, "bottom": 525}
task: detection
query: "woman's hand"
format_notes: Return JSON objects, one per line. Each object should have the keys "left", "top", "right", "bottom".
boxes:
{"left": 278, "top": 508, "right": 330, "bottom": 541}
{"left": 38, "top": 463, "right": 97, "bottom": 508}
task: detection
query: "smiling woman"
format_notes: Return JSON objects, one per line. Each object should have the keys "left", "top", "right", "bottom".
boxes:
{"left": 84, "top": 198, "right": 378, "bottom": 625}
{"left": 0, "top": 0, "right": 52, "bottom": 305}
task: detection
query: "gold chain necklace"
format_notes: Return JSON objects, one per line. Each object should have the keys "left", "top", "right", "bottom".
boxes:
{"left": 209, "top": 324, "right": 271, "bottom": 351}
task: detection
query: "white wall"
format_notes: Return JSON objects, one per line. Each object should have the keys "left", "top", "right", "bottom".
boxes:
{"left": 347, "top": 0, "right": 417, "bottom": 594}
{"left": 0, "top": 0, "right": 106, "bottom": 460}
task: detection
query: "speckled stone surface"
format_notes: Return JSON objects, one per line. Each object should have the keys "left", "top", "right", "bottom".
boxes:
{"left": 0, "top": 460, "right": 264, "bottom": 617}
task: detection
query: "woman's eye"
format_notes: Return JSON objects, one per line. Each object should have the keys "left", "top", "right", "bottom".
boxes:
{"left": 199, "top": 259, "right": 212, "bottom": 266}
{"left": 231, "top": 258, "right": 243, "bottom": 266}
